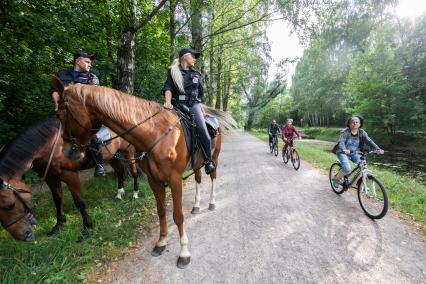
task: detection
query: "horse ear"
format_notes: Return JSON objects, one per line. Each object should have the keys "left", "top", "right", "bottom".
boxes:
{"left": 51, "top": 76, "right": 65, "bottom": 96}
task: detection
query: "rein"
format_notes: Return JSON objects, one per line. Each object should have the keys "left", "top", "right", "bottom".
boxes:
{"left": 0, "top": 182, "right": 33, "bottom": 229}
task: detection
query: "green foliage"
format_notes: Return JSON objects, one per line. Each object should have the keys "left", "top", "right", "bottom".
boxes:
{"left": 287, "top": 6, "right": 426, "bottom": 145}
{"left": 0, "top": 174, "right": 156, "bottom": 283}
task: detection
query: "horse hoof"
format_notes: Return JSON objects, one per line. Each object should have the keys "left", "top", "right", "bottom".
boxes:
{"left": 47, "top": 223, "right": 64, "bottom": 236}
{"left": 151, "top": 245, "right": 166, "bottom": 257}
{"left": 133, "top": 192, "right": 139, "bottom": 199}
{"left": 176, "top": 256, "right": 191, "bottom": 269}
{"left": 77, "top": 227, "right": 92, "bottom": 243}
{"left": 208, "top": 203, "right": 215, "bottom": 211}
{"left": 191, "top": 207, "right": 200, "bottom": 214}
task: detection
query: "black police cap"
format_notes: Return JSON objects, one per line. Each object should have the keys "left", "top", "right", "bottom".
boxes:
{"left": 73, "top": 51, "right": 95, "bottom": 62}
{"left": 179, "top": 48, "right": 201, "bottom": 59}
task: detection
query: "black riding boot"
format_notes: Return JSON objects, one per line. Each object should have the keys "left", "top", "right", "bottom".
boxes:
{"left": 90, "top": 140, "right": 106, "bottom": 177}
{"left": 200, "top": 139, "right": 216, "bottom": 174}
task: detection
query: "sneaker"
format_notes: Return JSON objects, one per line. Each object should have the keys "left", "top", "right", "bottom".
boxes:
{"left": 94, "top": 164, "right": 106, "bottom": 177}
{"left": 331, "top": 177, "right": 341, "bottom": 188}
{"left": 205, "top": 161, "right": 216, "bottom": 174}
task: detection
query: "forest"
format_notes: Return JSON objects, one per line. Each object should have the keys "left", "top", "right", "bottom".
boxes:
{"left": 0, "top": 0, "right": 424, "bottom": 145}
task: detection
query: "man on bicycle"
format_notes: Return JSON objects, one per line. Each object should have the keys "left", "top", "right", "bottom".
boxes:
{"left": 268, "top": 120, "right": 280, "bottom": 148}
{"left": 281, "top": 118, "right": 301, "bottom": 155}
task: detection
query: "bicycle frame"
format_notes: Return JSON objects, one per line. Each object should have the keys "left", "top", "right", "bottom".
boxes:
{"left": 340, "top": 153, "right": 375, "bottom": 190}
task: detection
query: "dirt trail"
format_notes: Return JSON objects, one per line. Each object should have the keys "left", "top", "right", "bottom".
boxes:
{"left": 101, "top": 130, "right": 426, "bottom": 283}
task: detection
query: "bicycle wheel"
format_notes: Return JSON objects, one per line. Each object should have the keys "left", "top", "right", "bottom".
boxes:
{"left": 357, "top": 175, "right": 388, "bottom": 219}
{"left": 274, "top": 142, "right": 279, "bottom": 156}
{"left": 282, "top": 148, "right": 289, "bottom": 164}
{"left": 291, "top": 149, "right": 300, "bottom": 170}
{"left": 329, "top": 163, "right": 345, "bottom": 194}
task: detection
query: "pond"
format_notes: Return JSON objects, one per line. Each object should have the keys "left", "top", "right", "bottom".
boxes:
{"left": 302, "top": 139, "right": 426, "bottom": 184}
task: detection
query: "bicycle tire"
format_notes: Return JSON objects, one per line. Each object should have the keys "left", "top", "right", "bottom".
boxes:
{"left": 274, "top": 143, "right": 279, "bottom": 156}
{"left": 291, "top": 149, "right": 300, "bottom": 170}
{"left": 357, "top": 175, "right": 388, "bottom": 219}
{"left": 329, "top": 163, "right": 345, "bottom": 194}
{"left": 282, "top": 148, "right": 289, "bottom": 164}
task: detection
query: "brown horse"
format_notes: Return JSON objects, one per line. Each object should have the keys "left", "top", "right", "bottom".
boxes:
{"left": 0, "top": 115, "right": 139, "bottom": 241}
{"left": 52, "top": 78, "right": 235, "bottom": 268}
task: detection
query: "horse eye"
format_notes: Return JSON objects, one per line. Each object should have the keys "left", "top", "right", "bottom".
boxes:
{"left": 4, "top": 203, "right": 15, "bottom": 211}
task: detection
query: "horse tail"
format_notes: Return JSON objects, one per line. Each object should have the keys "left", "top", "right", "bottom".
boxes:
{"left": 202, "top": 105, "right": 238, "bottom": 133}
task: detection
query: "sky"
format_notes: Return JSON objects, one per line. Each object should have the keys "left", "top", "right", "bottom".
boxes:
{"left": 267, "top": 0, "right": 426, "bottom": 85}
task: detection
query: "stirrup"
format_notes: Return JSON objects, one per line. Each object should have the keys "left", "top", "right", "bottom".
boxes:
{"left": 204, "top": 161, "right": 216, "bottom": 174}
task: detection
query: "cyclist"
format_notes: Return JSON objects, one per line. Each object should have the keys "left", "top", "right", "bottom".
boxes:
{"left": 331, "top": 115, "right": 384, "bottom": 187}
{"left": 281, "top": 118, "right": 301, "bottom": 157}
{"left": 268, "top": 119, "right": 280, "bottom": 148}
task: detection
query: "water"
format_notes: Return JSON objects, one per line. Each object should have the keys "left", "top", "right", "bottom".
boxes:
{"left": 302, "top": 139, "right": 426, "bottom": 184}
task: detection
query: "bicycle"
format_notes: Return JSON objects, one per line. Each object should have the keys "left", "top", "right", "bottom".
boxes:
{"left": 282, "top": 137, "right": 300, "bottom": 170}
{"left": 269, "top": 134, "right": 279, "bottom": 156}
{"left": 329, "top": 150, "right": 388, "bottom": 219}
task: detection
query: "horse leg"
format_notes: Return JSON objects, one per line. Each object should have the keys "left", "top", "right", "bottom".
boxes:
{"left": 46, "top": 175, "right": 66, "bottom": 236}
{"left": 129, "top": 161, "right": 139, "bottom": 199}
{"left": 109, "top": 158, "right": 125, "bottom": 200}
{"left": 169, "top": 172, "right": 191, "bottom": 268}
{"left": 149, "top": 177, "right": 168, "bottom": 257}
{"left": 209, "top": 136, "right": 220, "bottom": 211}
{"left": 61, "top": 170, "right": 93, "bottom": 242}
{"left": 191, "top": 169, "right": 202, "bottom": 214}
{"left": 208, "top": 170, "right": 217, "bottom": 211}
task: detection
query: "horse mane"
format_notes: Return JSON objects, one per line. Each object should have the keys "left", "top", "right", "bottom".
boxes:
{"left": 69, "top": 84, "right": 164, "bottom": 125}
{"left": 0, "top": 115, "right": 60, "bottom": 179}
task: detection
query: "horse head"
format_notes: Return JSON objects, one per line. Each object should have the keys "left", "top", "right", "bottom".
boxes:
{"left": 0, "top": 177, "right": 37, "bottom": 241}
{"left": 52, "top": 76, "right": 100, "bottom": 149}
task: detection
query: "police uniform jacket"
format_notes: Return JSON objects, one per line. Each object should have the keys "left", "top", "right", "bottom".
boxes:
{"left": 162, "top": 68, "right": 205, "bottom": 105}
{"left": 49, "top": 68, "right": 99, "bottom": 95}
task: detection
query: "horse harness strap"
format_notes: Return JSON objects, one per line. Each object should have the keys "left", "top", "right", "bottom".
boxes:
{"left": 144, "top": 117, "right": 182, "bottom": 185}
{"left": 0, "top": 182, "right": 33, "bottom": 229}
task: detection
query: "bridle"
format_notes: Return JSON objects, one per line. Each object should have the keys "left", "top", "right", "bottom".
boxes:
{"left": 0, "top": 181, "right": 34, "bottom": 229}
{"left": 59, "top": 95, "right": 100, "bottom": 149}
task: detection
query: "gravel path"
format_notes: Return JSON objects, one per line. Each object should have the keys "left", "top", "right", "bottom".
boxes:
{"left": 102, "top": 130, "right": 426, "bottom": 284}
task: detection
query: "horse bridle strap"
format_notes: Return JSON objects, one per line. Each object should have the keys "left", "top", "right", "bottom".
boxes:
{"left": 0, "top": 182, "right": 33, "bottom": 229}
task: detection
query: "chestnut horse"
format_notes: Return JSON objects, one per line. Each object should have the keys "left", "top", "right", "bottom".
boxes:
{"left": 53, "top": 78, "right": 235, "bottom": 268}
{"left": 0, "top": 116, "right": 138, "bottom": 241}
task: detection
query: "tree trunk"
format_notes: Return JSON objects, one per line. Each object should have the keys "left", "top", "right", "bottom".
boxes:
{"left": 215, "top": 45, "right": 223, "bottom": 110}
{"left": 169, "top": 0, "right": 177, "bottom": 61}
{"left": 223, "top": 63, "right": 231, "bottom": 111}
{"left": 245, "top": 109, "right": 256, "bottom": 130}
{"left": 116, "top": 0, "right": 137, "bottom": 94}
{"left": 205, "top": 9, "right": 215, "bottom": 106}
{"left": 190, "top": 0, "right": 203, "bottom": 51}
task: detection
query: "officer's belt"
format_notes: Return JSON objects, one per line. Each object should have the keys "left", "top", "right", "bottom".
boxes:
{"left": 178, "top": 95, "right": 189, "bottom": 101}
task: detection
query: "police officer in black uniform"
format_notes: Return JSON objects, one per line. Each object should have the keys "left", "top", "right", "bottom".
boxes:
{"left": 162, "top": 48, "right": 216, "bottom": 174}
{"left": 50, "top": 51, "right": 106, "bottom": 177}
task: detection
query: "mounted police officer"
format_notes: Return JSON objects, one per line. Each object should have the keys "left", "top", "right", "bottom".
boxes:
{"left": 49, "top": 52, "right": 106, "bottom": 177}
{"left": 162, "top": 48, "right": 216, "bottom": 174}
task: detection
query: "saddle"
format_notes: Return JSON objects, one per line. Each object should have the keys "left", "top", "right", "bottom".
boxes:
{"left": 175, "top": 104, "right": 219, "bottom": 163}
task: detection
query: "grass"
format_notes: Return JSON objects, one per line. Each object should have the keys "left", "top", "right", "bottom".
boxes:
{"left": 298, "top": 126, "right": 342, "bottom": 142}
{"left": 0, "top": 173, "right": 157, "bottom": 284}
{"left": 249, "top": 128, "right": 426, "bottom": 234}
